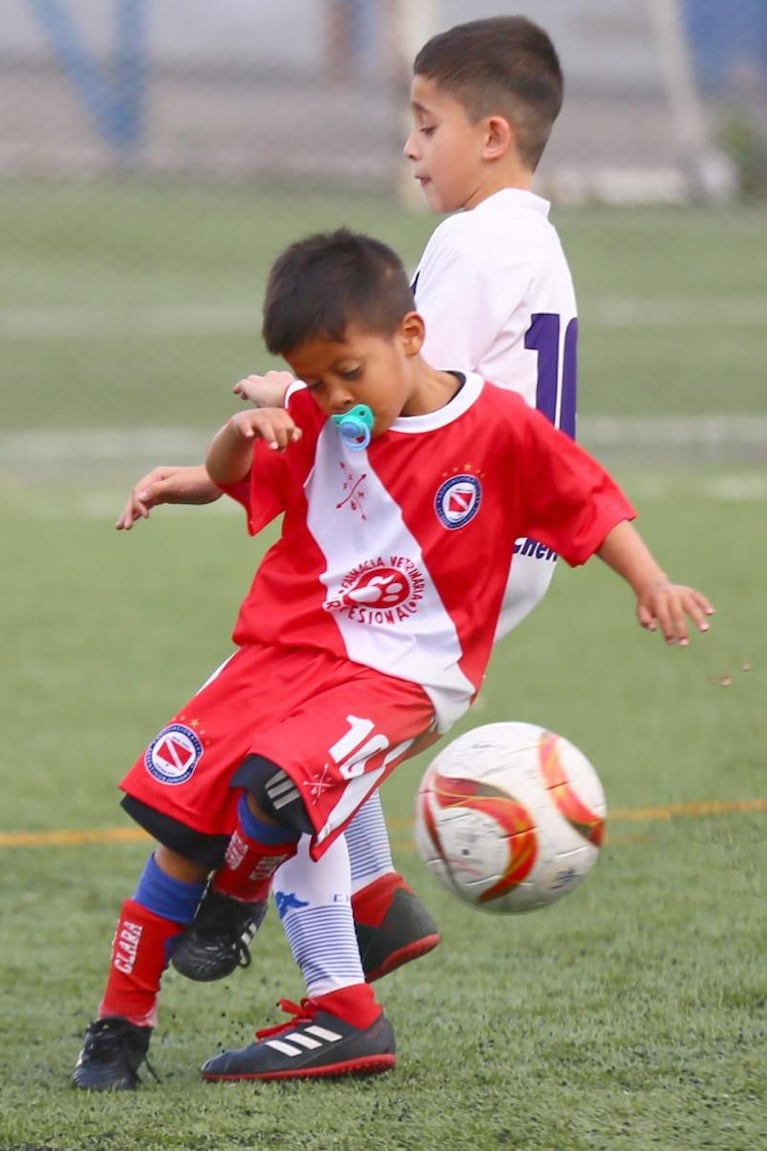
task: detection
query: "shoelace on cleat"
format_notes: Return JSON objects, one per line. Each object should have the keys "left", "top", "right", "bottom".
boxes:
{"left": 255, "top": 998, "right": 320, "bottom": 1040}
{"left": 82, "top": 1020, "right": 160, "bottom": 1084}
{"left": 198, "top": 899, "right": 255, "bottom": 969}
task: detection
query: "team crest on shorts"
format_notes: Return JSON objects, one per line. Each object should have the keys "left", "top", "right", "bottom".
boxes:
{"left": 145, "top": 723, "right": 203, "bottom": 785}
{"left": 435, "top": 474, "right": 482, "bottom": 530}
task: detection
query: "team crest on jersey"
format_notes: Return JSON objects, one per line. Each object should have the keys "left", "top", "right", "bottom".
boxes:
{"left": 435, "top": 474, "right": 482, "bottom": 530}
{"left": 324, "top": 556, "right": 425, "bottom": 624}
{"left": 145, "top": 723, "right": 203, "bottom": 785}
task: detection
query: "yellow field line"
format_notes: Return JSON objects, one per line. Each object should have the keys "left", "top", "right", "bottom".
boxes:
{"left": 1, "top": 796, "right": 765, "bottom": 849}
{"left": 608, "top": 797, "right": 767, "bottom": 821}
{"left": 0, "top": 826, "right": 152, "bottom": 848}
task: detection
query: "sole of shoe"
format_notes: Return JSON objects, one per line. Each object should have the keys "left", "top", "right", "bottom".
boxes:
{"left": 201, "top": 1052, "right": 396, "bottom": 1082}
{"left": 171, "top": 953, "right": 244, "bottom": 982}
{"left": 71, "top": 1073, "right": 138, "bottom": 1091}
{"left": 364, "top": 931, "right": 441, "bottom": 983}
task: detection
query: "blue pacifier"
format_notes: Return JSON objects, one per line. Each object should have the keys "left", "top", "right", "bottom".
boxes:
{"left": 331, "top": 404, "right": 374, "bottom": 451}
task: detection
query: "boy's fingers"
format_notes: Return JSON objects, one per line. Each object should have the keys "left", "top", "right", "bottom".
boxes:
{"left": 694, "top": 591, "right": 716, "bottom": 618}
{"left": 637, "top": 604, "right": 656, "bottom": 630}
{"left": 686, "top": 598, "right": 711, "bottom": 633}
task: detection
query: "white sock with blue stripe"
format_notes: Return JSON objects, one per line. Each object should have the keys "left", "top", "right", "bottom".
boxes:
{"left": 345, "top": 792, "right": 396, "bottom": 895}
{"left": 274, "top": 835, "right": 364, "bottom": 999}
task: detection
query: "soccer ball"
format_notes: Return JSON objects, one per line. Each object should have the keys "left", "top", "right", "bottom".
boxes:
{"left": 414, "top": 722, "right": 606, "bottom": 914}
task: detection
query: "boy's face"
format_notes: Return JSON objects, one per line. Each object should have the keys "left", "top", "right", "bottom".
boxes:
{"left": 284, "top": 317, "right": 425, "bottom": 437}
{"left": 405, "top": 75, "right": 493, "bottom": 213}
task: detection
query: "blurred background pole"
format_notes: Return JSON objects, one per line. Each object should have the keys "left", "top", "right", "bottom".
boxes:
{"left": 648, "top": 0, "right": 736, "bottom": 201}
{"left": 325, "top": 0, "right": 378, "bottom": 84}
{"left": 388, "top": 0, "right": 437, "bottom": 208}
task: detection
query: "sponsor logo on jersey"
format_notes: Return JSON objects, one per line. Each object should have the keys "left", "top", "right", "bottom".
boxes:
{"left": 514, "top": 537, "right": 558, "bottom": 562}
{"left": 324, "top": 556, "right": 425, "bottom": 625}
{"left": 144, "top": 723, "right": 203, "bottom": 785}
{"left": 435, "top": 474, "right": 482, "bottom": 530}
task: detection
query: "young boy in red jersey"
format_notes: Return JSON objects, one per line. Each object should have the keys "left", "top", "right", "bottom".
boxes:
{"left": 115, "top": 16, "right": 576, "bottom": 1000}
{"left": 74, "top": 229, "right": 713, "bottom": 1089}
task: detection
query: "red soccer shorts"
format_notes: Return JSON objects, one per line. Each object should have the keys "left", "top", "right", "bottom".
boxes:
{"left": 121, "top": 643, "right": 436, "bottom": 859}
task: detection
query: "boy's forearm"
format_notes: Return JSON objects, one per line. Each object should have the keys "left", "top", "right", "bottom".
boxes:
{"left": 596, "top": 520, "right": 668, "bottom": 597}
{"left": 206, "top": 422, "right": 252, "bottom": 486}
{"left": 175, "top": 465, "right": 221, "bottom": 503}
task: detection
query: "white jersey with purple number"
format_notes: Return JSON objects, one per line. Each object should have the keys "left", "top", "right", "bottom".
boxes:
{"left": 412, "top": 189, "right": 578, "bottom": 638}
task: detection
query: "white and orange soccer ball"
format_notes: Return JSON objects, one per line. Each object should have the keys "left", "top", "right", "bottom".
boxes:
{"left": 414, "top": 722, "right": 606, "bottom": 914}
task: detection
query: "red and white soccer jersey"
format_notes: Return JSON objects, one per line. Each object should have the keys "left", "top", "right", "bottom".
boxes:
{"left": 412, "top": 189, "right": 579, "bottom": 636}
{"left": 223, "top": 375, "right": 633, "bottom": 734}
{"left": 123, "top": 379, "right": 633, "bottom": 857}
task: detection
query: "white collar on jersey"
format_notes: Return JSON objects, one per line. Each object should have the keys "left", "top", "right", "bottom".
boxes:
{"left": 286, "top": 371, "right": 484, "bottom": 436}
{"left": 475, "top": 187, "right": 551, "bottom": 218}
{"left": 387, "top": 371, "right": 484, "bottom": 435}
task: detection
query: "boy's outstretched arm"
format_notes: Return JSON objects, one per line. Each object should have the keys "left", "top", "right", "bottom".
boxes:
{"left": 206, "top": 409, "right": 302, "bottom": 486}
{"left": 115, "top": 465, "right": 221, "bottom": 531}
{"left": 596, "top": 520, "right": 714, "bottom": 646}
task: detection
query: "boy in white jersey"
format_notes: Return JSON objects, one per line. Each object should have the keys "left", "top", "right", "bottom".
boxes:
{"left": 74, "top": 228, "right": 712, "bottom": 1089}
{"left": 114, "top": 18, "right": 576, "bottom": 1000}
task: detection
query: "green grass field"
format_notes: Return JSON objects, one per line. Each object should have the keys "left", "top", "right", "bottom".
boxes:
{"left": 1, "top": 182, "right": 765, "bottom": 1150}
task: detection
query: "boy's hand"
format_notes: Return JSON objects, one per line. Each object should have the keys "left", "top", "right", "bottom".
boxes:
{"left": 233, "top": 371, "right": 294, "bottom": 408}
{"left": 116, "top": 465, "right": 220, "bottom": 531}
{"left": 636, "top": 580, "right": 714, "bottom": 646}
{"left": 225, "top": 408, "right": 303, "bottom": 452}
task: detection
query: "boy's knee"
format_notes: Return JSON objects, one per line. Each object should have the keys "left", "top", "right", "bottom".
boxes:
{"left": 120, "top": 795, "right": 231, "bottom": 869}
{"left": 232, "top": 754, "right": 314, "bottom": 837}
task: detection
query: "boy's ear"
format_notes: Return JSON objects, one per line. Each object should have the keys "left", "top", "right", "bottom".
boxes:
{"left": 482, "top": 115, "right": 514, "bottom": 161}
{"left": 400, "top": 311, "right": 425, "bottom": 356}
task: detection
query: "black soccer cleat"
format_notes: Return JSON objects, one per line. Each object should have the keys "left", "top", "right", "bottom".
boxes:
{"left": 72, "top": 1016, "right": 154, "bottom": 1091}
{"left": 355, "top": 886, "right": 440, "bottom": 983}
{"left": 170, "top": 887, "right": 268, "bottom": 982}
{"left": 172, "top": 882, "right": 438, "bottom": 985}
{"left": 200, "top": 998, "right": 396, "bottom": 1081}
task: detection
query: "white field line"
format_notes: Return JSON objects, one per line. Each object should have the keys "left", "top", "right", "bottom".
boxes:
{"left": 0, "top": 427, "right": 211, "bottom": 462}
{"left": 1, "top": 415, "right": 765, "bottom": 466}
{"left": 62, "top": 472, "right": 767, "bottom": 518}
{"left": 592, "top": 296, "right": 767, "bottom": 328}
{"left": 0, "top": 305, "right": 261, "bottom": 339}
{"left": 583, "top": 414, "right": 767, "bottom": 448}
{"left": 1, "top": 422, "right": 766, "bottom": 516}
{"left": 0, "top": 297, "right": 766, "bottom": 338}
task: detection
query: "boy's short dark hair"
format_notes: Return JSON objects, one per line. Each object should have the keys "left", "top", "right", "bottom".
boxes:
{"left": 413, "top": 16, "right": 563, "bottom": 170}
{"left": 263, "top": 229, "right": 416, "bottom": 355}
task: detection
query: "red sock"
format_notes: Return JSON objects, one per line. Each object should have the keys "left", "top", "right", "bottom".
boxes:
{"left": 351, "top": 871, "right": 409, "bottom": 928}
{"left": 211, "top": 828, "right": 297, "bottom": 902}
{"left": 98, "top": 899, "right": 183, "bottom": 1028}
{"left": 312, "top": 982, "right": 381, "bottom": 1029}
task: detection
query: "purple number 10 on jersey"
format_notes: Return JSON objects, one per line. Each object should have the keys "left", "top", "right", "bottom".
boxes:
{"left": 525, "top": 313, "right": 578, "bottom": 440}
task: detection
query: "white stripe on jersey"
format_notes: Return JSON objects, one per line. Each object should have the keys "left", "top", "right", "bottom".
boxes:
{"left": 305, "top": 420, "right": 475, "bottom": 731}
